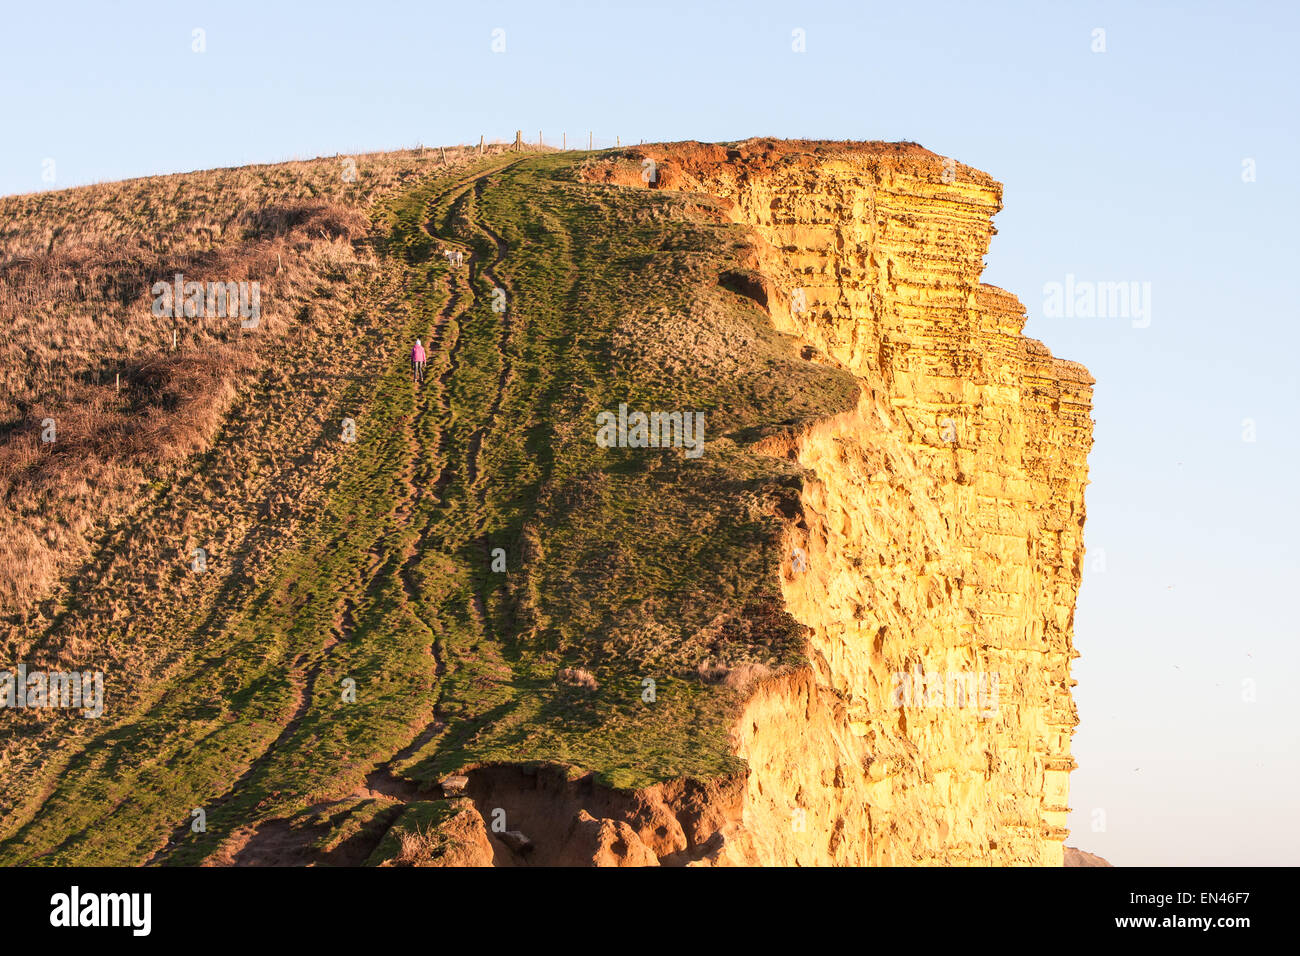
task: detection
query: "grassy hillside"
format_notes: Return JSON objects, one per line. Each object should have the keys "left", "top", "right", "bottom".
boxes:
{"left": 0, "top": 146, "right": 497, "bottom": 619}
{"left": 0, "top": 147, "right": 857, "bottom": 865}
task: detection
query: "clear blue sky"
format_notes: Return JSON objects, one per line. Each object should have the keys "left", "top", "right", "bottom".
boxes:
{"left": 3, "top": 0, "right": 1297, "bottom": 866}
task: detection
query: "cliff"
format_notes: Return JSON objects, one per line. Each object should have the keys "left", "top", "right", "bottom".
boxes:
{"left": 0, "top": 141, "right": 1092, "bottom": 867}
{"left": 586, "top": 140, "right": 1094, "bottom": 865}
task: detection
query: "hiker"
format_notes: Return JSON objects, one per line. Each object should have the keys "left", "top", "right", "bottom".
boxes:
{"left": 412, "top": 339, "right": 427, "bottom": 383}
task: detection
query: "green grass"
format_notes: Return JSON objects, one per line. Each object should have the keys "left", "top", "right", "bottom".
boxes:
{"left": 364, "top": 799, "right": 473, "bottom": 866}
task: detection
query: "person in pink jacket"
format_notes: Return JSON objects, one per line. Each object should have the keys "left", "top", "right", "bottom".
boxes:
{"left": 411, "top": 339, "right": 427, "bottom": 383}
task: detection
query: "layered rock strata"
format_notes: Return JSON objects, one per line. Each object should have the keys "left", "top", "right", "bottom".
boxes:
{"left": 601, "top": 141, "right": 1094, "bottom": 866}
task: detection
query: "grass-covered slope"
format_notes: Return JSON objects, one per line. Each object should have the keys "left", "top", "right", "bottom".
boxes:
{"left": 0, "top": 149, "right": 856, "bottom": 865}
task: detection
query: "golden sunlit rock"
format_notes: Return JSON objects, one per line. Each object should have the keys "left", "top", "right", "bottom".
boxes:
{"left": 590, "top": 140, "right": 1093, "bottom": 865}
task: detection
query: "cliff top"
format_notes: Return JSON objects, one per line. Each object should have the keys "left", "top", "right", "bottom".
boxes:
{"left": 582, "top": 138, "right": 1000, "bottom": 191}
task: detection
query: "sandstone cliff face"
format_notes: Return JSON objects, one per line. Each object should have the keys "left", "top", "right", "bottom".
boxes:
{"left": 610, "top": 141, "right": 1094, "bottom": 865}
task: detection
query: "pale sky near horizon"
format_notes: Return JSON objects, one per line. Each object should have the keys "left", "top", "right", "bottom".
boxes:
{"left": 3, "top": 1, "right": 1296, "bottom": 866}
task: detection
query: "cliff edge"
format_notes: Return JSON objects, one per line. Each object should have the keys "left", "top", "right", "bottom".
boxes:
{"left": 587, "top": 139, "right": 1094, "bottom": 865}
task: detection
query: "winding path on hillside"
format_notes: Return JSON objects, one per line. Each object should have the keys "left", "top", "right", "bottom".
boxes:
{"left": 359, "top": 161, "right": 523, "bottom": 803}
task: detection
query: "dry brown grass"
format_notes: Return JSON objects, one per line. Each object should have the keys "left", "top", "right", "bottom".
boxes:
{"left": 0, "top": 145, "right": 485, "bottom": 617}
{"left": 396, "top": 826, "right": 437, "bottom": 863}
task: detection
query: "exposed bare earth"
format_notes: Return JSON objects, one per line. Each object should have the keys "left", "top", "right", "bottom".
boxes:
{"left": 1064, "top": 846, "right": 1113, "bottom": 867}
